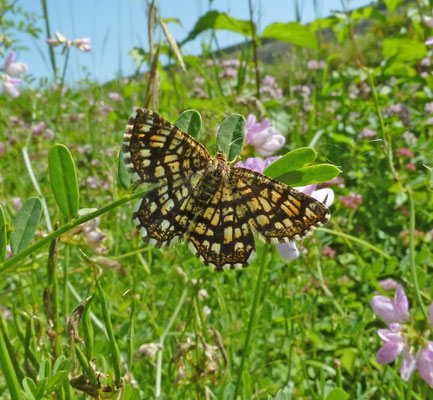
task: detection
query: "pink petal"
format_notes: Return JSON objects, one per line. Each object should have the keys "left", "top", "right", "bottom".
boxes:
{"left": 46, "top": 38, "right": 59, "bottom": 47}
{"left": 425, "top": 37, "right": 433, "bottom": 46}
{"left": 388, "top": 323, "right": 402, "bottom": 332}
{"left": 296, "top": 184, "right": 317, "bottom": 196}
{"left": 417, "top": 344, "right": 433, "bottom": 387}
{"left": 370, "top": 296, "right": 406, "bottom": 324}
{"left": 256, "top": 118, "right": 271, "bottom": 132}
{"left": 263, "top": 156, "right": 282, "bottom": 169}
{"left": 275, "top": 242, "right": 300, "bottom": 261}
{"left": 399, "top": 346, "right": 416, "bottom": 381}
{"left": 242, "top": 157, "right": 266, "bottom": 173}
{"left": 245, "top": 114, "right": 257, "bottom": 131}
{"left": 376, "top": 341, "right": 404, "bottom": 364}
{"left": 394, "top": 285, "right": 409, "bottom": 321}
{"left": 3, "top": 81, "right": 20, "bottom": 98}
{"left": 250, "top": 127, "right": 274, "bottom": 147}
{"left": 379, "top": 278, "right": 398, "bottom": 291}
{"left": 247, "top": 121, "right": 274, "bottom": 144}
{"left": 377, "top": 329, "right": 403, "bottom": 343}
{"left": 5, "top": 61, "right": 28, "bottom": 77}
{"left": 4, "top": 51, "right": 15, "bottom": 68}
{"left": 7, "top": 77, "right": 22, "bottom": 84}
{"left": 257, "top": 134, "right": 286, "bottom": 156}
{"left": 424, "top": 16, "right": 433, "bottom": 29}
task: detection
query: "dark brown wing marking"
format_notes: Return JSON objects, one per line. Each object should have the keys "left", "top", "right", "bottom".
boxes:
{"left": 123, "top": 108, "right": 210, "bottom": 184}
{"left": 231, "top": 167, "right": 330, "bottom": 244}
{"left": 188, "top": 182, "right": 255, "bottom": 271}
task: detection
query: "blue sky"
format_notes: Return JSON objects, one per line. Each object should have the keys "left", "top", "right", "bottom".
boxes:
{"left": 10, "top": 0, "right": 372, "bottom": 85}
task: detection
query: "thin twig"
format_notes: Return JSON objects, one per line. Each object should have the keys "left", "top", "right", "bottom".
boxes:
{"left": 40, "top": 0, "right": 57, "bottom": 79}
{"left": 0, "top": 188, "right": 149, "bottom": 273}
{"left": 248, "top": 0, "right": 260, "bottom": 100}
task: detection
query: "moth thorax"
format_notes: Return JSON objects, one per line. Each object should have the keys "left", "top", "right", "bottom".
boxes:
{"left": 214, "top": 151, "right": 227, "bottom": 163}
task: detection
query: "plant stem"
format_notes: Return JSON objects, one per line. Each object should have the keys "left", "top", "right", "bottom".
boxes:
{"left": 317, "top": 227, "right": 391, "bottom": 259}
{"left": 0, "top": 188, "right": 149, "bottom": 274}
{"left": 315, "top": 259, "right": 345, "bottom": 316}
{"left": 233, "top": 249, "right": 267, "bottom": 400}
{"left": 364, "top": 67, "right": 397, "bottom": 180}
{"left": 248, "top": 0, "right": 260, "bottom": 100}
{"left": 63, "top": 245, "right": 70, "bottom": 318}
{"left": 40, "top": 0, "right": 57, "bottom": 79}
{"left": 408, "top": 191, "right": 427, "bottom": 318}
{"left": 155, "top": 282, "right": 189, "bottom": 397}
{"left": 0, "top": 326, "right": 22, "bottom": 400}
{"left": 56, "top": 47, "right": 70, "bottom": 118}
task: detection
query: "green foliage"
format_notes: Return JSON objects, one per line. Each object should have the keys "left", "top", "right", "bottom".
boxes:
{"left": 0, "top": 205, "right": 6, "bottom": 261}
{"left": 10, "top": 197, "right": 42, "bottom": 254}
{"left": 129, "top": 47, "right": 147, "bottom": 71}
{"left": 262, "top": 22, "right": 318, "bottom": 49}
{"left": 263, "top": 147, "right": 318, "bottom": 177}
{"left": 48, "top": 144, "right": 79, "bottom": 220}
{"left": 0, "top": 327, "right": 21, "bottom": 400}
{"left": 182, "top": 11, "right": 252, "bottom": 44}
{"left": 383, "top": 38, "right": 427, "bottom": 63}
{"left": 326, "top": 388, "right": 350, "bottom": 400}
{"left": 270, "top": 164, "right": 341, "bottom": 187}
{"left": 383, "top": 0, "right": 404, "bottom": 13}
{"left": 174, "top": 109, "right": 202, "bottom": 139}
{"left": 97, "top": 280, "right": 122, "bottom": 388}
{"left": 118, "top": 150, "right": 132, "bottom": 189}
{"left": 264, "top": 147, "right": 340, "bottom": 186}
{"left": 216, "top": 113, "right": 246, "bottom": 161}
{"left": 1, "top": 1, "right": 433, "bottom": 398}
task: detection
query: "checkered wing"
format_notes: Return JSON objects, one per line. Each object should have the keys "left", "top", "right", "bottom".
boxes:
{"left": 231, "top": 167, "right": 330, "bottom": 244}
{"left": 124, "top": 108, "right": 210, "bottom": 248}
{"left": 188, "top": 182, "right": 256, "bottom": 272}
{"left": 133, "top": 172, "right": 204, "bottom": 248}
{"left": 123, "top": 108, "right": 210, "bottom": 185}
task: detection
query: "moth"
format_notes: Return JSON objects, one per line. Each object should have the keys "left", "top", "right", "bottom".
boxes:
{"left": 123, "top": 109, "right": 330, "bottom": 271}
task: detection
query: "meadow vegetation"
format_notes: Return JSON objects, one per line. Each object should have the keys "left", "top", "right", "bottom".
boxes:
{"left": 1, "top": 0, "right": 433, "bottom": 398}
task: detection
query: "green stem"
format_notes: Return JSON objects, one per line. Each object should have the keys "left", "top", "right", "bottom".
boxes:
{"left": 0, "top": 189, "right": 148, "bottom": 274}
{"left": 233, "top": 249, "right": 267, "bottom": 400}
{"left": 408, "top": 191, "right": 427, "bottom": 318}
{"left": 364, "top": 67, "right": 397, "bottom": 179}
{"left": 315, "top": 259, "right": 345, "bottom": 316}
{"left": 56, "top": 47, "right": 70, "bottom": 118}
{"left": 40, "top": 0, "right": 57, "bottom": 79}
{"left": 317, "top": 227, "right": 390, "bottom": 259}
{"left": 0, "top": 325, "right": 22, "bottom": 400}
{"left": 63, "top": 245, "right": 70, "bottom": 318}
{"left": 248, "top": 0, "right": 260, "bottom": 100}
{"left": 155, "top": 282, "right": 189, "bottom": 397}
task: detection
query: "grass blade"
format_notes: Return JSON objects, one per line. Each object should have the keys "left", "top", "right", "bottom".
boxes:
{"left": 0, "top": 315, "right": 23, "bottom": 400}
{"left": 96, "top": 280, "right": 122, "bottom": 388}
{"left": 0, "top": 204, "right": 6, "bottom": 261}
{"left": 126, "top": 292, "right": 136, "bottom": 372}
